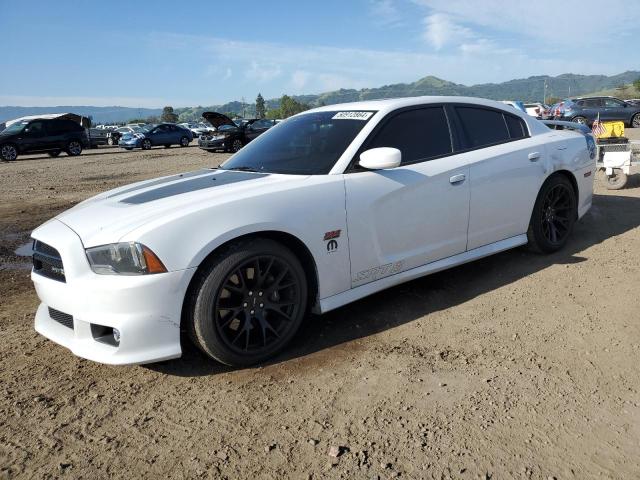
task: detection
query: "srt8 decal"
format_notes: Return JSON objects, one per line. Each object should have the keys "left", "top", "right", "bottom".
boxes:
{"left": 353, "top": 261, "right": 404, "bottom": 284}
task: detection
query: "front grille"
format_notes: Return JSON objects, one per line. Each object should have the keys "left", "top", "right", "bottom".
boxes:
{"left": 48, "top": 307, "right": 74, "bottom": 329}
{"left": 32, "top": 240, "right": 66, "bottom": 283}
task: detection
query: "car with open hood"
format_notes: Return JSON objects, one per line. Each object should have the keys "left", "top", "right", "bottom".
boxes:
{"left": 198, "top": 112, "right": 274, "bottom": 152}
{"left": 29, "top": 96, "right": 595, "bottom": 367}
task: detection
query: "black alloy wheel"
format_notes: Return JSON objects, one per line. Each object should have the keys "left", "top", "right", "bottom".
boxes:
{"left": 66, "top": 140, "right": 82, "bottom": 156}
{"left": 0, "top": 144, "right": 18, "bottom": 161}
{"left": 232, "top": 138, "right": 243, "bottom": 152}
{"left": 188, "top": 238, "right": 308, "bottom": 366}
{"left": 527, "top": 175, "right": 577, "bottom": 253}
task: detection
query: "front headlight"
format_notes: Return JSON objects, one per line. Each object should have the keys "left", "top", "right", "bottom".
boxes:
{"left": 85, "top": 242, "right": 167, "bottom": 275}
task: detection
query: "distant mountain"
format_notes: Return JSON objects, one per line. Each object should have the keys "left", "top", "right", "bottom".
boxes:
{"left": 176, "top": 71, "right": 640, "bottom": 120}
{"left": 0, "top": 106, "right": 162, "bottom": 124}
{"left": 2, "top": 71, "right": 638, "bottom": 124}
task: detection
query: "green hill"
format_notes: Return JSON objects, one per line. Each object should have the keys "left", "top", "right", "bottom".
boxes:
{"left": 174, "top": 70, "right": 640, "bottom": 121}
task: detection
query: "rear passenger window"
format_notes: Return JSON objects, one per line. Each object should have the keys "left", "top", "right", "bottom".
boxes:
{"left": 367, "top": 107, "right": 452, "bottom": 165}
{"left": 456, "top": 107, "right": 510, "bottom": 148}
{"left": 504, "top": 114, "right": 527, "bottom": 140}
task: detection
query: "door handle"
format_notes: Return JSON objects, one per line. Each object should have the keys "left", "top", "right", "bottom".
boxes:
{"left": 449, "top": 173, "right": 466, "bottom": 184}
{"left": 528, "top": 152, "right": 541, "bottom": 161}
{"left": 556, "top": 145, "right": 567, "bottom": 150}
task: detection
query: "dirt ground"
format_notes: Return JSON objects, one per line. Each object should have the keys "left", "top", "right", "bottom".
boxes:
{"left": 1, "top": 139, "right": 640, "bottom": 480}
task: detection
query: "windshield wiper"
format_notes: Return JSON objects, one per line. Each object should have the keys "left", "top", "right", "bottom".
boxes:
{"left": 224, "top": 166, "right": 260, "bottom": 172}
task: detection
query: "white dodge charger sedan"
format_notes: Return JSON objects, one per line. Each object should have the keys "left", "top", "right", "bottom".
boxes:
{"left": 30, "top": 97, "right": 596, "bottom": 366}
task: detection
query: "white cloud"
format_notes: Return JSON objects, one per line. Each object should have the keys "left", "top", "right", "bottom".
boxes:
{"left": 369, "top": 0, "right": 403, "bottom": 26}
{"left": 147, "top": 31, "right": 636, "bottom": 105}
{"left": 416, "top": 0, "right": 640, "bottom": 45}
{"left": 290, "top": 70, "right": 310, "bottom": 91}
{"left": 422, "top": 13, "right": 474, "bottom": 50}
{"left": 245, "top": 61, "right": 282, "bottom": 83}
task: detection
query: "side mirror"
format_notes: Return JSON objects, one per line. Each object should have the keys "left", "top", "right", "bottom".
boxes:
{"left": 359, "top": 147, "right": 401, "bottom": 170}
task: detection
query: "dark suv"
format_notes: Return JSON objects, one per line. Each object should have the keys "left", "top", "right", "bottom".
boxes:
{"left": 0, "top": 118, "right": 89, "bottom": 161}
{"left": 552, "top": 96, "right": 640, "bottom": 127}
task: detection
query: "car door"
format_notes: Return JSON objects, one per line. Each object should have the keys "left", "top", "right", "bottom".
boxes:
{"left": 149, "top": 125, "right": 170, "bottom": 145}
{"left": 602, "top": 98, "right": 628, "bottom": 122}
{"left": 452, "top": 105, "right": 547, "bottom": 250}
{"left": 344, "top": 106, "right": 471, "bottom": 288}
{"left": 20, "top": 121, "right": 50, "bottom": 153}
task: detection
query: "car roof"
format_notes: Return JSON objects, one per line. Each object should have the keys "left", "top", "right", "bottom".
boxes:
{"left": 308, "top": 95, "right": 525, "bottom": 116}
{"left": 307, "top": 95, "right": 549, "bottom": 135}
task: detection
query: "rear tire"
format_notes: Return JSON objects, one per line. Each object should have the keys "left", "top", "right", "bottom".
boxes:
{"left": 66, "top": 140, "right": 82, "bottom": 156}
{"left": 527, "top": 174, "right": 577, "bottom": 253}
{"left": 572, "top": 116, "right": 587, "bottom": 125}
{"left": 48, "top": 150, "right": 61, "bottom": 157}
{"left": 142, "top": 139, "right": 152, "bottom": 150}
{"left": 632, "top": 113, "right": 640, "bottom": 128}
{"left": 164, "top": 144, "right": 171, "bottom": 148}
{"left": 107, "top": 137, "right": 115, "bottom": 146}
{"left": 187, "top": 238, "right": 308, "bottom": 367}
{"left": 180, "top": 136, "right": 190, "bottom": 147}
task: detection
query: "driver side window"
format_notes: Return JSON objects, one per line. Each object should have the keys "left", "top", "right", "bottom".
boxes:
{"left": 367, "top": 107, "right": 453, "bottom": 165}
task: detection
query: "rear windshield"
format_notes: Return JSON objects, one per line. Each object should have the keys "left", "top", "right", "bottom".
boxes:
{"left": 220, "top": 111, "right": 376, "bottom": 175}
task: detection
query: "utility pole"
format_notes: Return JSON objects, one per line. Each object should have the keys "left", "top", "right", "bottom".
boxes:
{"left": 241, "top": 97, "right": 246, "bottom": 118}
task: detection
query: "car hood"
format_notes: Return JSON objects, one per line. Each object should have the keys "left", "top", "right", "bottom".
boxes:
{"left": 202, "top": 112, "right": 236, "bottom": 129}
{"left": 54, "top": 169, "right": 310, "bottom": 247}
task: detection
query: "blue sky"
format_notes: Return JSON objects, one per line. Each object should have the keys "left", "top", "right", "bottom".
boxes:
{"left": 1, "top": 0, "right": 639, "bottom": 107}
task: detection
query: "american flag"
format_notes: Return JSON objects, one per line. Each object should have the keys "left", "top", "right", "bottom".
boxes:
{"left": 592, "top": 113, "right": 607, "bottom": 137}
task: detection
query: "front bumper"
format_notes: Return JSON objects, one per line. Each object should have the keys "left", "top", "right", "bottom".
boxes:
{"left": 31, "top": 219, "right": 196, "bottom": 365}
{"left": 118, "top": 138, "right": 141, "bottom": 148}
{"left": 198, "top": 137, "right": 227, "bottom": 150}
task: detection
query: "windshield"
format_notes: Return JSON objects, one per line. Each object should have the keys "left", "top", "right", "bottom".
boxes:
{"left": 2, "top": 121, "right": 28, "bottom": 134}
{"left": 220, "top": 111, "right": 376, "bottom": 175}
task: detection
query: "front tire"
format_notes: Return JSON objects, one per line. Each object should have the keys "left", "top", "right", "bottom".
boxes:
{"left": 632, "top": 113, "right": 640, "bottom": 128}
{"left": 0, "top": 144, "right": 18, "bottom": 161}
{"left": 107, "top": 137, "right": 115, "bottom": 146}
{"left": 527, "top": 175, "right": 577, "bottom": 253}
{"left": 141, "top": 139, "right": 152, "bottom": 150}
{"left": 180, "top": 136, "right": 190, "bottom": 147}
{"left": 48, "top": 150, "right": 61, "bottom": 157}
{"left": 231, "top": 138, "right": 243, "bottom": 152}
{"left": 572, "top": 116, "right": 587, "bottom": 125}
{"left": 187, "top": 238, "right": 308, "bottom": 367}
